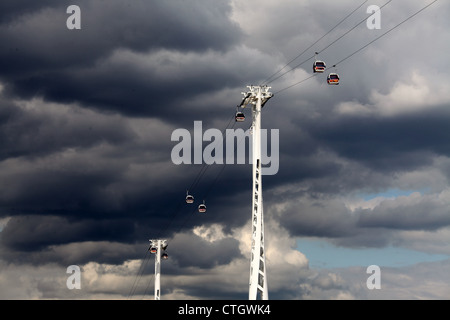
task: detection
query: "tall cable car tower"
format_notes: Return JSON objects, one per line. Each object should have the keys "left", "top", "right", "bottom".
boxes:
{"left": 240, "top": 85, "right": 273, "bottom": 300}
{"left": 149, "top": 239, "right": 168, "bottom": 300}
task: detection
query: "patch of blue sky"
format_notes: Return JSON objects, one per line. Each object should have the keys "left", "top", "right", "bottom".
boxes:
{"left": 358, "top": 188, "right": 428, "bottom": 201}
{"left": 297, "top": 238, "right": 449, "bottom": 269}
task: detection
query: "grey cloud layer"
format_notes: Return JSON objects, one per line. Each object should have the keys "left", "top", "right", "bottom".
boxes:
{"left": 0, "top": 0, "right": 449, "bottom": 299}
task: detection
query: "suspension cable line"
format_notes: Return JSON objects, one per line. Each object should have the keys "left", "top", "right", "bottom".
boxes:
{"left": 315, "top": 0, "right": 393, "bottom": 61}
{"left": 263, "top": 0, "right": 370, "bottom": 84}
{"left": 333, "top": 0, "right": 438, "bottom": 67}
{"left": 267, "top": 0, "right": 393, "bottom": 87}
{"left": 272, "top": 0, "right": 438, "bottom": 95}
{"left": 127, "top": 249, "right": 152, "bottom": 299}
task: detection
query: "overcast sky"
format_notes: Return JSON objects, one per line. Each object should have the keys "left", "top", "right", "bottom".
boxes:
{"left": 1, "top": 0, "right": 449, "bottom": 300}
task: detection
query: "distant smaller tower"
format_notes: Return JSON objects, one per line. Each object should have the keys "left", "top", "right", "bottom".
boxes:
{"left": 149, "top": 239, "right": 168, "bottom": 300}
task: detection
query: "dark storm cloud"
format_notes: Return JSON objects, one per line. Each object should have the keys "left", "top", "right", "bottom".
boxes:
{"left": 4, "top": 47, "right": 270, "bottom": 121}
{"left": 0, "top": 97, "right": 136, "bottom": 160}
{"left": 0, "top": 0, "right": 244, "bottom": 119}
{"left": 0, "top": 0, "right": 256, "bottom": 260}
{"left": 0, "top": 0, "right": 449, "bottom": 300}
{"left": 0, "top": 0, "right": 442, "bottom": 250}
{"left": 166, "top": 231, "right": 242, "bottom": 269}
{"left": 0, "top": 0, "right": 241, "bottom": 68}
{"left": 0, "top": 0, "right": 56, "bottom": 23}
{"left": 275, "top": 195, "right": 358, "bottom": 238}
{"left": 357, "top": 192, "right": 450, "bottom": 231}
{"left": 0, "top": 161, "right": 120, "bottom": 216}
{"left": 0, "top": 215, "right": 134, "bottom": 252}
{"left": 307, "top": 106, "right": 450, "bottom": 172}
{"left": 0, "top": 127, "right": 250, "bottom": 265}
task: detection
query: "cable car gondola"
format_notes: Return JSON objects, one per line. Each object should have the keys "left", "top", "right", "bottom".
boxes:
{"left": 162, "top": 252, "right": 169, "bottom": 260}
{"left": 235, "top": 111, "right": 245, "bottom": 122}
{"left": 313, "top": 60, "right": 326, "bottom": 73}
{"left": 186, "top": 191, "right": 194, "bottom": 204}
{"left": 149, "top": 247, "right": 157, "bottom": 254}
{"left": 327, "top": 73, "right": 340, "bottom": 85}
{"left": 313, "top": 52, "right": 326, "bottom": 73}
{"left": 198, "top": 201, "right": 206, "bottom": 213}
